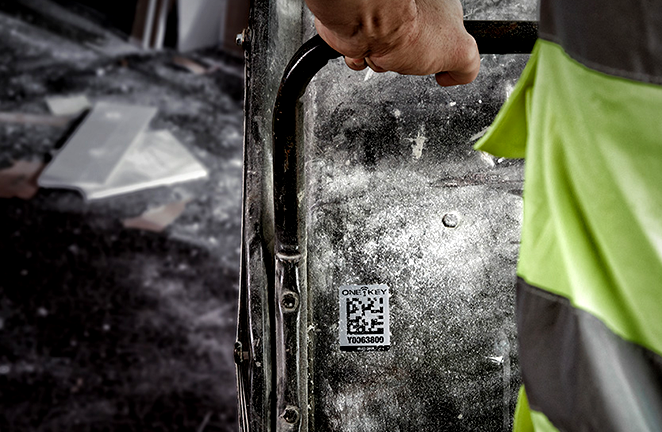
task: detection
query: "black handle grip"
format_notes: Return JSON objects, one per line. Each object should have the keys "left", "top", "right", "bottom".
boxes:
{"left": 466, "top": 20, "right": 538, "bottom": 54}
{"left": 272, "top": 35, "right": 341, "bottom": 253}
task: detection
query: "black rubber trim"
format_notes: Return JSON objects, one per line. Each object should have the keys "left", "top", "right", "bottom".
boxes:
{"left": 539, "top": 0, "right": 662, "bottom": 85}
{"left": 517, "top": 277, "right": 662, "bottom": 431}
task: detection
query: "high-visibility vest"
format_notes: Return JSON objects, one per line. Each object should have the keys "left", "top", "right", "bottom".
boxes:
{"left": 476, "top": 1, "right": 662, "bottom": 430}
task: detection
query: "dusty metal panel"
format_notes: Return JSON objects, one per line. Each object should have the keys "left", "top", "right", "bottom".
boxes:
{"left": 238, "top": 1, "right": 538, "bottom": 431}
{"left": 304, "top": 58, "right": 526, "bottom": 430}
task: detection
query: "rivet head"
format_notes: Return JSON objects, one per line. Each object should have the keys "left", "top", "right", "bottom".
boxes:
{"left": 442, "top": 213, "right": 459, "bottom": 228}
{"left": 282, "top": 292, "right": 299, "bottom": 311}
{"left": 235, "top": 33, "right": 244, "bottom": 46}
{"left": 283, "top": 406, "right": 300, "bottom": 424}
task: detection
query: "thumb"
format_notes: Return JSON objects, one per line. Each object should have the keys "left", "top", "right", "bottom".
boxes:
{"left": 345, "top": 57, "right": 368, "bottom": 71}
{"left": 435, "top": 69, "right": 477, "bottom": 86}
{"left": 434, "top": 39, "right": 480, "bottom": 86}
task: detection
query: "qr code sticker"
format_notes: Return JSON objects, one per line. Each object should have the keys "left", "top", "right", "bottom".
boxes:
{"left": 339, "top": 285, "right": 390, "bottom": 351}
{"left": 346, "top": 297, "right": 385, "bottom": 334}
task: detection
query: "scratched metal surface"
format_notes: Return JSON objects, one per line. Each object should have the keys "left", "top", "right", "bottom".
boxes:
{"left": 301, "top": 2, "right": 536, "bottom": 431}
{"left": 240, "top": 0, "right": 538, "bottom": 430}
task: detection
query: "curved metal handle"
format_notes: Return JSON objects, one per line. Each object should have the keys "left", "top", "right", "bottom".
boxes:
{"left": 272, "top": 21, "right": 538, "bottom": 251}
{"left": 466, "top": 20, "right": 538, "bottom": 54}
{"left": 270, "top": 34, "right": 341, "bottom": 432}
{"left": 273, "top": 35, "right": 341, "bottom": 255}
{"left": 272, "top": 21, "right": 538, "bottom": 252}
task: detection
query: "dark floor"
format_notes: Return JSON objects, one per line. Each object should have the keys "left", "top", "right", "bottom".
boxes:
{"left": 0, "top": 1, "right": 243, "bottom": 430}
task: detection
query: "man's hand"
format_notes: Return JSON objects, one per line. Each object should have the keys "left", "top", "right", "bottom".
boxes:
{"left": 305, "top": 0, "right": 479, "bottom": 86}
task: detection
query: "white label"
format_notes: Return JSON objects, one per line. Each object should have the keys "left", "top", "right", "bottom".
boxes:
{"left": 338, "top": 284, "right": 390, "bottom": 351}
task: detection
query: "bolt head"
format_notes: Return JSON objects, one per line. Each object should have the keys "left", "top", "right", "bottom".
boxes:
{"left": 282, "top": 292, "right": 299, "bottom": 311}
{"left": 283, "top": 406, "right": 300, "bottom": 424}
{"left": 442, "top": 213, "right": 459, "bottom": 228}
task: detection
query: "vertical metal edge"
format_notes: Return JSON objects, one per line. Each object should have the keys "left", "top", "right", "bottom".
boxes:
{"left": 236, "top": 0, "right": 307, "bottom": 431}
{"left": 235, "top": 0, "right": 261, "bottom": 429}
{"left": 236, "top": 0, "right": 271, "bottom": 430}
{"left": 271, "top": 4, "right": 306, "bottom": 431}
{"left": 274, "top": 252, "right": 307, "bottom": 432}
{"left": 300, "top": 38, "right": 317, "bottom": 432}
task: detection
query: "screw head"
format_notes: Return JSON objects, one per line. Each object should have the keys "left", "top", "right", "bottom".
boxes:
{"left": 235, "top": 33, "right": 244, "bottom": 47}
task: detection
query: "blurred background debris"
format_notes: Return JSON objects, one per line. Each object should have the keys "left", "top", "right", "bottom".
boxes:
{"left": 0, "top": 0, "right": 247, "bottom": 430}
{"left": 38, "top": 101, "right": 210, "bottom": 201}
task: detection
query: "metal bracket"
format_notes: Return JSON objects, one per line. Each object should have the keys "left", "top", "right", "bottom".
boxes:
{"left": 234, "top": 341, "right": 249, "bottom": 364}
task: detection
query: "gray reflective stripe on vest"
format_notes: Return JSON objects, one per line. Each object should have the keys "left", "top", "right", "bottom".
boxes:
{"left": 516, "top": 278, "right": 662, "bottom": 431}
{"left": 539, "top": 0, "right": 662, "bottom": 85}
